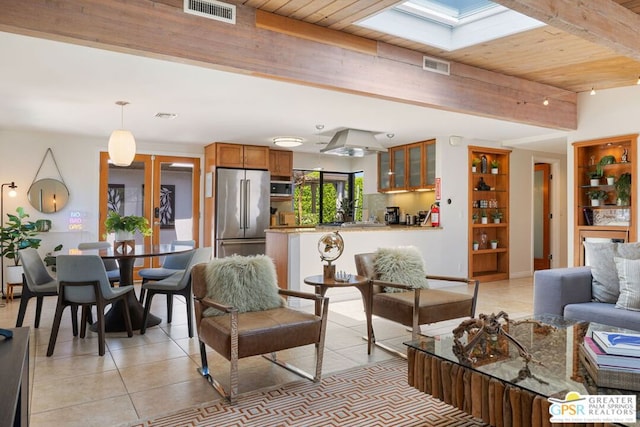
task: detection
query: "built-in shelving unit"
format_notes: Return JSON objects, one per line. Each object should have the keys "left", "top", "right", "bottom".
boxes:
{"left": 468, "top": 146, "right": 511, "bottom": 282}
{"left": 573, "top": 134, "right": 637, "bottom": 265}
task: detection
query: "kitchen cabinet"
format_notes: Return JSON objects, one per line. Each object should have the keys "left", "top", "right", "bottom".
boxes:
{"left": 269, "top": 149, "right": 293, "bottom": 178}
{"left": 215, "top": 142, "right": 269, "bottom": 169}
{"left": 573, "top": 134, "right": 637, "bottom": 265}
{"left": 378, "top": 139, "right": 436, "bottom": 192}
{"left": 468, "top": 146, "right": 510, "bottom": 282}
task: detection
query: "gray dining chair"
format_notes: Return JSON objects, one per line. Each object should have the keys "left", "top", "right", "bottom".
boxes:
{"left": 77, "top": 241, "right": 120, "bottom": 284}
{"left": 137, "top": 239, "right": 196, "bottom": 303}
{"left": 47, "top": 255, "right": 135, "bottom": 356}
{"left": 16, "top": 248, "right": 78, "bottom": 334}
{"left": 140, "top": 247, "right": 212, "bottom": 337}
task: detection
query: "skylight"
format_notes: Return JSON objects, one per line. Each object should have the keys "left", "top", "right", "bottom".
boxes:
{"left": 357, "top": 0, "right": 545, "bottom": 51}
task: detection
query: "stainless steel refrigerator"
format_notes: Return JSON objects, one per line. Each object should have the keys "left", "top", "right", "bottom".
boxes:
{"left": 215, "top": 168, "right": 270, "bottom": 257}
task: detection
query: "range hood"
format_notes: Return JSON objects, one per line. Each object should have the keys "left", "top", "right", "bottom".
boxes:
{"left": 320, "top": 129, "right": 388, "bottom": 157}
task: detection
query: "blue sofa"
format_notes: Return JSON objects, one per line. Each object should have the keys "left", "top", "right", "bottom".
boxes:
{"left": 533, "top": 266, "right": 640, "bottom": 331}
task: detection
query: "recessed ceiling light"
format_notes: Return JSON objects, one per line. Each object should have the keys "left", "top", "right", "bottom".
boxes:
{"left": 543, "top": 97, "right": 549, "bottom": 106}
{"left": 590, "top": 87, "right": 596, "bottom": 95}
{"left": 154, "top": 113, "right": 178, "bottom": 119}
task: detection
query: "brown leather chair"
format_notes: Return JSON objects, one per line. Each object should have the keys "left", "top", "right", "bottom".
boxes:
{"left": 355, "top": 252, "right": 479, "bottom": 357}
{"left": 191, "top": 263, "right": 329, "bottom": 403}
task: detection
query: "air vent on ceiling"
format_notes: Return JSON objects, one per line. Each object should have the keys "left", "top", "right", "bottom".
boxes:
{"left": 423, "top": 55, "right": 450, "bottom": 75}
{"left": 184, "top": 0, "right": 236, "bottom": 24}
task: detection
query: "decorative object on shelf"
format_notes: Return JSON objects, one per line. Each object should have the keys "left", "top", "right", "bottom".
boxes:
{"left": 587, "top": 189, "right": 607, "bottom": 207}
{"left": 490, "top": 159, "right": 499, "bottom": 174}
{"left": 27, "top": 148, "right": 70, "bottom": 213}
{"left": 622, "top": 148, "right": 629, "bottom": 163}
{"left": 490, "top": 239, "right": 498, "bottom": 249}
{"left": 476, "top": 177, "right": 490, "bottom": 191}
{"left": 480, "top": 211, "right": 488, "bottom": 224}
{"left": 491, "top": 210, "right": 503, "bottom": 223}
{"left": 479, "top": 230, "right": 488, "bottom": 249}
{"left": 471, "top": 157, "right": 481, "bottom": 173}
{"left": 317, "top": 231, "right": 344, "bottom": 280}
{"left": 615, "top": 172, "right": 631, "bottom": 206}
{"left": 334, "top": 270, "right": 352, "bottom": 282}
{"left": 108, "top": 101, "right": 136, "bottom": 167}
{"left": 472, "top": 241, "right": 479, "bottom": 251}
{"left": 0, "top": 207, "right": 41, "bottom": 296}
{"left": 606, "top": 175, "right": 615, "bottom": 186}
{"left": 480, "top": 154, "right": 488, "bottom": 173}
{"left": 451, "top": 311, "right": 545, "bottom": 368}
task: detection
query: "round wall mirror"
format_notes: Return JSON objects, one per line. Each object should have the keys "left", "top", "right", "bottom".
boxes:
{"left": 28, "top": 179, "right": 70, "bottom": 213}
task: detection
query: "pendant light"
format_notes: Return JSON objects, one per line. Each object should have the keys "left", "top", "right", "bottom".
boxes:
{"left": 108, "top": 101, "right": 136, "bottom": 166}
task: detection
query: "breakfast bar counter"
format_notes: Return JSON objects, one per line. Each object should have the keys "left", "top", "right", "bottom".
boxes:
{"left": 266, "top": 225, "right": 445, "bottom": 305}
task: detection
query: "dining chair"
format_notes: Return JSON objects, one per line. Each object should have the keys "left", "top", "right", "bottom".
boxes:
{"left": 137, "top": 239, "right": 196, "bottom": 303}
{"left": 47, "top": 255, "right": 135, "bottom": 356}
{"left": 16, "top": 248, "right": 78, "bottom": 335}
{"left": 140, "top": 247, "right": 212, "bottom": 337}
{"left": 77, "top": 241, "right": 120, "bottom": 284}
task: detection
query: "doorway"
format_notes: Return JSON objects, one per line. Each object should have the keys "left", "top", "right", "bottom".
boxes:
{"left": 534, "top": 163, "right": 551, "bottom": 270}
{"left": 99, "top": 153, "right": 200, "bottom": 272}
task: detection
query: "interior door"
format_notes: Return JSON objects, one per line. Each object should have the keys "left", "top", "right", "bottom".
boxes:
{"left": 534, "top": 163, "right": 551, "bottom": 270}
{"left": 99, "top": 153, "right": 200, "bottom": 272}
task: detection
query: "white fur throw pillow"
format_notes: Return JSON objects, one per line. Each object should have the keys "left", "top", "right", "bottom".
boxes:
{"left": 203, "top": 254, "right": 284, "bottom": 317}
{"left": 374, "top": 246, "right": 429, "bottom": 293}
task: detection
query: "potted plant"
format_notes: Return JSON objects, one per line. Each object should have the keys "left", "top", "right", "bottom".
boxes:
{"left": 104, "top": 211, "right": 152, "bottom": 241}
{"left": 491, "top": 210, "right": 503, "bottom": 224}
{"left": 480, "top": 210, "right": 488, "bottom": 224}
{"left": 43, "top": 244, "right": 63, "bottom": 272}
{"left": 471, "top": 158, "right": 481, "bottom": 173}
{"left": 606, "top": 175, "right": 615, "bottom": 186}
{"left": 490, "top": 239, "right": 498, "bottom": 249}
{"left": 587, "top": 189, "right": 607, "bottom": 207}
{"left": 0, "top": 207, "right": 42, "bottom": 284}
{"left": 490, "top": 159, "right": 499, "bottom": 174}
{"left": 472, "top": 241, "right": 479, "bottom": 251}
{"left": 615, "top": 172, "right": 631, "bottom": 206}
{"left": 588, "top": 170, "right": 602, "bottom": 186}
{"left": 471, "top": 212, "right": 478, "bottom": 223}
{"left": 597, "top": 155, "right": 616, "bottom": 177}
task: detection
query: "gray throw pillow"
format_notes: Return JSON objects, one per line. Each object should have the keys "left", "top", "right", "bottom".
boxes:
{"left": 374, "top": 246, "right": 429, "bottom": 293}
{"left": 584, "top": 242, "right": 640, "bottom": 303}
{"left": 202, "top": 254, "right": 284, "bottom": 317}
{"left": 614, "top": 257, "right": 640, "bottom": 311}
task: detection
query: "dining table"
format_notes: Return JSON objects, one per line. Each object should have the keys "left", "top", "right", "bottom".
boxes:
{"left": 74, "top": 243, "right": 195, "bottom": 332}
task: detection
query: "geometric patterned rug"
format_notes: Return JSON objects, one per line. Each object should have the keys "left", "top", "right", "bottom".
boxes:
{"left": 131, "top": 358, "right": 488, "bottom": 427}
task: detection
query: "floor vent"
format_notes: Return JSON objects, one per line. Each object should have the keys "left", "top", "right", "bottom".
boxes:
{"left": 184, "top": 0, "right": 236, "bottom": 24}
{"left": 423, "top": 56, "right": 450, "bottom": 75}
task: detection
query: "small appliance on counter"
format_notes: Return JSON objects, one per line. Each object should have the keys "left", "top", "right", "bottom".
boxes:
{"left": 385, "top": 206, "right": 400, "bottom": 224}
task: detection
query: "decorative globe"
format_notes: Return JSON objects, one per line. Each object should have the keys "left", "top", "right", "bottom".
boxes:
{"left": 317, "top": 231, "right": 344, "bottom": 264}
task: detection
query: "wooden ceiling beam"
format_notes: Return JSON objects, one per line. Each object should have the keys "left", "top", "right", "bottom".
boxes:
{"left": 0, "top": 0, "right": 577, "bottom": 130}
{"left": 494, "top": 0, "right": 640, "bottom": 61}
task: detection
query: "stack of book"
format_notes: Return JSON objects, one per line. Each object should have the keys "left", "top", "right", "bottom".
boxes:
{"left": 579, "top": 330, "right": 640, "bottom": 391}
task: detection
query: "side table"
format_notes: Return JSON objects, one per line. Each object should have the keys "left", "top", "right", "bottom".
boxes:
{"left": 303, "top": 274, "right": 373, "bottom": 354}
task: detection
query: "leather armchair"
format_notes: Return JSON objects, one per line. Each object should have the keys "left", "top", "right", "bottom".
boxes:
{"left": 191, "top": 263, "right": 329, "bottom": 403}
{"left": 355, "top": 252, "right": 479, "bottom": 357}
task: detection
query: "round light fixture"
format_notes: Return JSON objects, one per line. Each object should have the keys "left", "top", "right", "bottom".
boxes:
{"left": 273, "top": 137, "right": 303, "bottom": 147}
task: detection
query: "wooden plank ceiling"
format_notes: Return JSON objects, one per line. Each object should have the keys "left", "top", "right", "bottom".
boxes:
{"left": 242, "top": 0, "right": 640, "bottom": 93}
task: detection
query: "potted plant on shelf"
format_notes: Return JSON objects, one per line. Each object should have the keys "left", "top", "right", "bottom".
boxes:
{"left": 490, "top": 239, "right": 498, "bottom": 249}
{"left": 588, "top": 170, "right": 602, "bottom": 186}
{"left": 471, "top": 212, "right": 478, "bottom": 223}
{"left": 490, "top": 159, "right": 499, "bottom": 174}
{"left": 472, "top": 241, "right": 479, "bottom": 251}
{"left": 491, "top": 210, "right": 503, "bottom": 224}
{"left": 0, "top": 207, "right": 42, "bottom": 284}
{"left": 615, "top": 172, "right": 631, "bottom": 206}
{"left": 586, "top": 189, "right": 607, "bottom": 207}
{"left": 597, "top": 155, "right": 616, "bottom": 177}
{"left": 471, "top": 158, "right": 481, "bottom": 173}
{"left": 480, "top": 210, "right": 488, "bottom": 224}
{"left": 104, "top": 211, "right": 152, "bottom": 241}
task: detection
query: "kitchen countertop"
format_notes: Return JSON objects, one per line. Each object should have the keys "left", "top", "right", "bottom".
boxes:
{"left": 266, "top": 224, "right": 442, "bottom": 233}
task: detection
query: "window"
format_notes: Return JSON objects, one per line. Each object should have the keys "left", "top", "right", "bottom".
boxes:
{"left": 293, "top": 170, "right": 364, "bottom": 225}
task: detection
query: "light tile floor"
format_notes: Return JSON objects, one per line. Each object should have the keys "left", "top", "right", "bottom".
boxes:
{"left": 0, "top": 277, "right": 533, "bottom": 426}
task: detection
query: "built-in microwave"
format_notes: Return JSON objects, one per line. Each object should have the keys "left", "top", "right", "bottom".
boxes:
{"left": 270, "top": 180, "right": 293, "bottom": 197}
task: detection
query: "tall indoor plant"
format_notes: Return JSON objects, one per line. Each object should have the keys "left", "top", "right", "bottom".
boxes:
{"left": 104, "top": 211, "right": 152, "bottom": 240}
{"left": 0, "top": 207, "right": 42, "bottom": 284}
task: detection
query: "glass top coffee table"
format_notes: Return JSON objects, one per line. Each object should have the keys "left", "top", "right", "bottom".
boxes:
{"left": 404, "top": 314, "right": 638, "bottom": 426}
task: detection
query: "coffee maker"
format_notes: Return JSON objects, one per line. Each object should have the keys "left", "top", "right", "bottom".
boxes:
{"left": 385, "top": 206, "right": 400, "bottom": 224}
